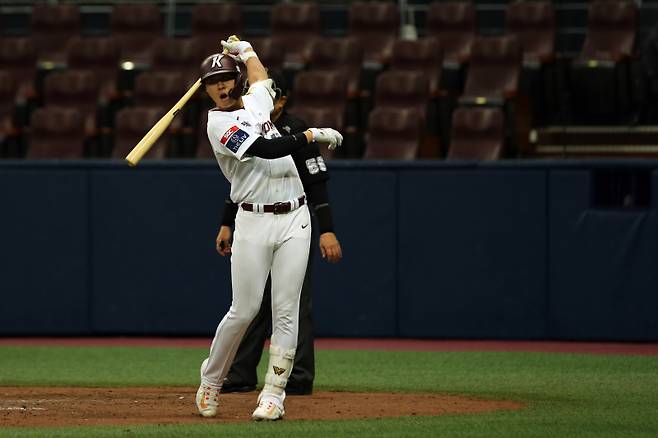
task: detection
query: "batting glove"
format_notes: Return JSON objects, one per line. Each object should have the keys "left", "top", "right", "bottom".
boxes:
{"left": 309, "top": 128, "right": 343, "bottom": 150}
{"left": 220, "top": 38, "right": 258, "bottom": 63}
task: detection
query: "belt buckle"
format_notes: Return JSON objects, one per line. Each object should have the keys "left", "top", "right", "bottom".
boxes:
{"left": 272, "top": 202, "right": 287, "bottom": 214}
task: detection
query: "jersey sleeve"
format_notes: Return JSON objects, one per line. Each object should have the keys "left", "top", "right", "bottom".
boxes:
{"left": 242, "top": 80, "right": 275, "bottom": 115}
{"left": 207, "top": 113, "right": 260, "bottom": 161}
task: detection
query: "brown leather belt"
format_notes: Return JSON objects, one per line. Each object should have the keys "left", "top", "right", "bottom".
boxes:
{"left": 241, "top": 196, "right": 305, "bottom": 214}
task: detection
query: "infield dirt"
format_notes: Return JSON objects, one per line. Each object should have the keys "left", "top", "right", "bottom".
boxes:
{"left": 0, "top": 387, "right": 524, "bottom": 427}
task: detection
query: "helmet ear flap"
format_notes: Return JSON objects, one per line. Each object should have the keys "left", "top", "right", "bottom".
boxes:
{"left": 228, "top": 61, "right": 248, "bottom": 99}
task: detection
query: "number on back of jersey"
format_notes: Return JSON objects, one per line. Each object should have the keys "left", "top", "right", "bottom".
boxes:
{"left": 305, "top": 156, "right": 327, "bottom": 175}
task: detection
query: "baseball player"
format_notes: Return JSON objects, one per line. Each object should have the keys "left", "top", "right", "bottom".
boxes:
{"left": 217, "top": 70, "right": 343, "bottom": 396}
{"left": 195, "top": 39, "right": 342, "bottom": 422}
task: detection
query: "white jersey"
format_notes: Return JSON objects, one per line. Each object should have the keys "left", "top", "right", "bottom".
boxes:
{"left": 207, "top": 80, "right": 304, "bottom": 204}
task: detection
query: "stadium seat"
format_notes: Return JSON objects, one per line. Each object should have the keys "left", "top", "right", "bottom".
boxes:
{"left": 363, "top": 107, "right": 422, "bottom": 160}
{"left": 151, "top": 37, "right": 204, "bottom": 87}
{"left": 0, "top": 70, "right": 18, "bottom": 157}
{"left": 426, "top": 1, "right": 476, "bottom": 67}
{"left": 132, "top": 71, "right": 188, "bottom": 110}
{"left": 192, "top": 3, "right": 243, "bottom": 58}
{"left": 66, "top": 37, "right": 121, "bottom": 105}
{"left": 307, "top": 37, "right": 364, "bottom": 98}
{"left": 270, "top": 3, "right": 321, "bottom": 67}
{"left": 0, "top": 38, "right": 38, "bottom": 104}
{"left": 374, "top": 71, "right": 430, "bottom": 123}
{"left": 30, "top": 3, "right": 80, "bottom": 63}
{"left": 112, "top": 107, "right": 170, "bottom": 160}
{"left": 505, "top": 0, "right": 557, "bottom": 125}
{"left": 460, "top": 35, "right": 523, "bottom": 105}
{"left": 348, "top": 2, "right": 399, "bottom": 66}
{"left": 289, "top": 71, "right": 348, "bottom": 132}
{"left": 249, "top": 37, "right": 285, "bottom": 72}
{"left": 570, "top": 0, "right": 638, "bottom": 124}
{"left": 27, "top": 107, "right": 86, "bottom": 158}
{"left": 389, "top": 38, "right": 443, "bottom": 98}
{"left": 505, "top": 1, "right": 555, "bottom": 68}
{"left": 447, "top": 107, "right": 505, "bottom": 160}
{"left": 110, "top": 4, "right": 163, "bottom": 64}
{"left": 43, "top": 70, "right": 102, "bottom": 137}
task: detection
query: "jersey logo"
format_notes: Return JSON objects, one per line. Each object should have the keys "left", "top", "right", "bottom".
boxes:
{"left": 220, "top": 125, "right": 249, "bottom": 153}
{"left": 305, "top": 158, "right": 319, "bottom": 174}
{"left": 273, "top": 366, "right": 286, "bottom": 376}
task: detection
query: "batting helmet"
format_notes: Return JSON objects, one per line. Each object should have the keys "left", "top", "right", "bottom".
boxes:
{"left": 199, "top": 53, "right": 247, "bottom": 100}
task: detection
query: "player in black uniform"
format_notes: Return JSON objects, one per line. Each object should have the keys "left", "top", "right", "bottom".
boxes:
{"left": 215, "top": 70, "right": 342, "bottom": 395}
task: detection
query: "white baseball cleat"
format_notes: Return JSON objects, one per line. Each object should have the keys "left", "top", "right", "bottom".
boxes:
{"left": 196, "top": 384, "right": 220, "bottom": 417}
{"left": 252, "top": 394, "right": 285, "bottom": 421}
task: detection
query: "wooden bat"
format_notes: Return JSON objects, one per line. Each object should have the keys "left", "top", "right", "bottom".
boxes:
{"left": 125, "top": 78, "right": 202, "bottom": 167}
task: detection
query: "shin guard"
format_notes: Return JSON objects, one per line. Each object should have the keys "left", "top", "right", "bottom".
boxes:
{"left": 262, "top": 345, "right": 296, "bottom": 396}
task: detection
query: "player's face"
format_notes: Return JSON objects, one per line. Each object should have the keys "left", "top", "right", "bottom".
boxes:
{"left": 204, "top": 73, "right": 238, "bottom": 110}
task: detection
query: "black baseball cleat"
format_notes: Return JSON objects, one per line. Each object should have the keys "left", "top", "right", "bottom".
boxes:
{"left": 220, "top": 379, "right": 257, "bottom": 394}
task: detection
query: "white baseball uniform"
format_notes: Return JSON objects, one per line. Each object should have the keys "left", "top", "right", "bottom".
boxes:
{"left": 201, "top": 80, "right": 311, "bottom": 402}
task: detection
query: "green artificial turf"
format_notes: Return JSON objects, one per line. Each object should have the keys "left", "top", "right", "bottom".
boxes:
{"left": 1, "top": 346, "right": 657, "bottom": 437}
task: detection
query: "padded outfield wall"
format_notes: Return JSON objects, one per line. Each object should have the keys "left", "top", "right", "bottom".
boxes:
{"left": 1, "top": 160, "right": 657, "bottom": 341}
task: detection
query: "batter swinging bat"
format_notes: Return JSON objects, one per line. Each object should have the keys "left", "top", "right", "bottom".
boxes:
{"left": 125, "top": 78, "right": 202, "bottom": 167}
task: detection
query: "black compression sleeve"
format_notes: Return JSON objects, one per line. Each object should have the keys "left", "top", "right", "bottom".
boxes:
{"left": 221, "top": 199, "right": 239, "bottom": 227}
{"left": 246, "top": 133, "right": 308, "bottom": 159}
{"left": 306, "top": 182, "right": 334, "bottom": 234}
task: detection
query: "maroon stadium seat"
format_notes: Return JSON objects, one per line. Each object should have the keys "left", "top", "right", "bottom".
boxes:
{"left": 31, "top": 3, "right": 80, "bottom": 63}
{"left": 447, "top": 107, "right": 505, "bottom": 160}
{"left": 460, "top": 35, "right": 523, "bottom": 105}
{"left": 270, "top": 3, "right": 321, "bottom": 67}
{"left": 192, "top": 3, "right": 243, "bottom": 58}
{"left": 113, "top": 107, "right": 170, "bottom": 159}
{"left": 110, "top": 4, "right": 163, "bottom": 64}
{"left": 426, "top": 1, "right": 476, "bottom": 66}
{"left": 307, "top": 37, "right": 364, "bottom": 98}
{"left": 505, "top": 1, "right": 556, "bottom": 67}
{"left": 348, "top": 2, "right": 399, "bottom": 66}
{"left": 27, "top": 107, "right": 86, "bottom": 158}
{"left": 66, "top": 37, "right": 121, "bottom": 104}
{"left": 363, "top": 107, "right": 422, "bottom": 160}
{"left": 390, "top": 38, "right": 443, "bottom": 97}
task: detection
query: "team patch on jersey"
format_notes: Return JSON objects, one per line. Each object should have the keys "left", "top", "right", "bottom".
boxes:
{"left": 220, "top": 125, "right": 250, "bottom": 153}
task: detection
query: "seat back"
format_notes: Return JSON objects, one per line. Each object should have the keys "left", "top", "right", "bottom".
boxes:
{"left": 271, "top": 3, "right": 321, "bottom": 64}
{"left": 31, "top": 4, "right": 80, "bottom": 62}
{"left": 0, "top": 70, "right": 15, "bottom": 120}
{"left": 0, "top": 38, "right": 37, "bottom": 97}
{"left": 290, "top": 71, "right": 348, "bottom": 129}
{"left": 348, "top": 2, "right": 399, "bottom": 64}
{"left": 462, "top": 35, "right": 522, "bottom": 100}
{"left": 249, "top": 37, "right": 285, "bottom": 71}
{"left": 447, "top": 107, "right": 504, "bottom": 160}
{"left": 581, "top": 0, "right": 637, "bottom": 60}
{"left": 505, "top": 1, "right": 555, "bottom": 64}
{"left": 43, "top": 70, "right": 101, "bottom": 118}
{"left": 28, "top": 107, "right": 85, "bottom": 158}
{"left": 111, "top": 4, "right": 163, "bottom": 63}
{"left": 390, "top": 38, "right": 443, "bottom": 95}
{"left": 426, "top": 1, "right": 476, "bottom": 64}
{"left": 307, "top": 37, "right": 363, "bottom": 96}
{"left": 133, "top": 71, "right": 187, "bottom": 109}
{"left": 113, "top": 107, "right": 169, "bottom": 159}
{"left": 374, "top": 71, "right": 430, "bottom": 121}
{"left": 363, "top": 107, "right": 422, "bottom": 160}
{"left": 192, "top": 3, "right": 243, "bottom": 58}
{"left": 151, "top": 37, "right": 203, "bottom": 87}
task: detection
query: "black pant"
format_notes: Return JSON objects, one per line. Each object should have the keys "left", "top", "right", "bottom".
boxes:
{"left": 225, "top": 244, "right": 315, "bottom": 391}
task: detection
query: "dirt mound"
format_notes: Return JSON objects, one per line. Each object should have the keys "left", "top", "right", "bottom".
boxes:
{"left": 0, "top": 386, "right": 523, "bottom": 427}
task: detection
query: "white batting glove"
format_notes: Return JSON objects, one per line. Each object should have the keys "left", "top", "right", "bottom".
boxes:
{"left": 309, "top": 128, "right": 343, "bottom": 150}
{"left": 220, "top": 38, "right": 257, "bottom": 63}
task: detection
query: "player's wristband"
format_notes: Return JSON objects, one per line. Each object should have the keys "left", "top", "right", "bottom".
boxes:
{"left": 314, "top": 204, "right": 334, "bottom": 234}
{"left": 221, "top": 199, "right": 239, "bottom": 227}
{"left": 241, "top": 50, "right": 258, "bottom": 62}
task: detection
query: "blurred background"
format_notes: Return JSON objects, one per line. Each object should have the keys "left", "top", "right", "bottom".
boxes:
{"left": 1, "top": 1, "right": 657, "bottom": 342}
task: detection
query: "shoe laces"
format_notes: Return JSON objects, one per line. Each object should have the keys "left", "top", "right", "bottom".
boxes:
{"left": 203, "top": 385, "right": 220, "bottom": 404}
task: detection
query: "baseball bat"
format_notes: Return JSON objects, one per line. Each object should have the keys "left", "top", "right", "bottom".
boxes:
{"left": 125, "top": 78, "right": 202, "bottom": 167}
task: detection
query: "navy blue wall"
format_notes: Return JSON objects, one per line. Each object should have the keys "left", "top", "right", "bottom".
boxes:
{"left": 1, "top": 160, "right": 658, "bottom": 340}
